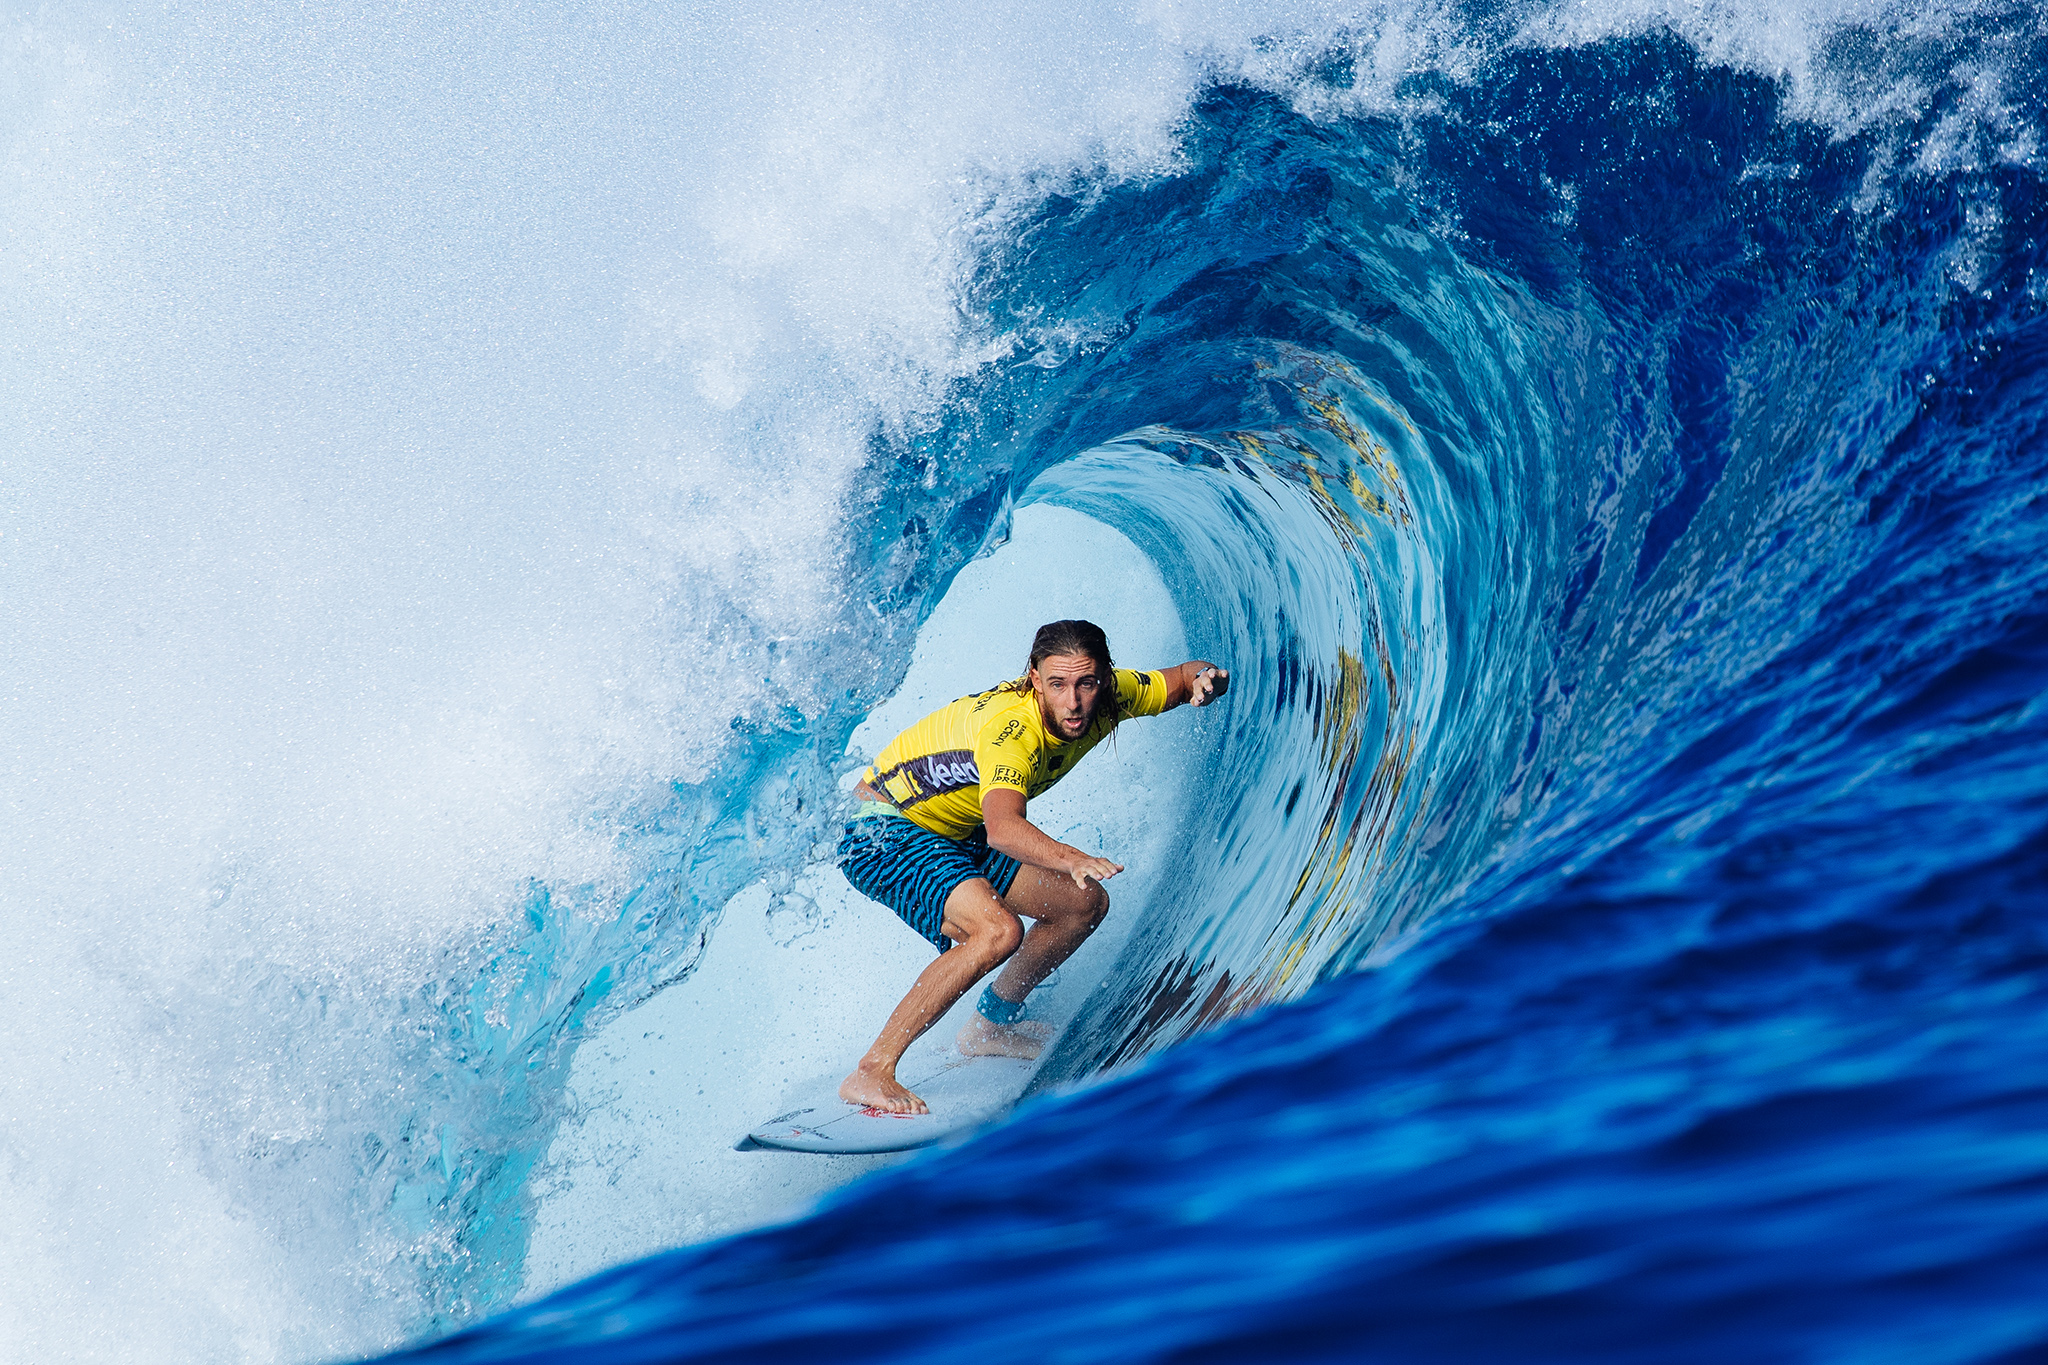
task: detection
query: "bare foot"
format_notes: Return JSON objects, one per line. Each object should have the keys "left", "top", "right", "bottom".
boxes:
{"left": 839, "top": 1065, "right": 927, "bottom": 1115}
{"left": 957, "top": 1015, "right": 1050, "bottom": 1059}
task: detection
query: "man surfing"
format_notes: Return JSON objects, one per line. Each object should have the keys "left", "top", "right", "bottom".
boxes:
{"left": 837, "top": 619, "right": 1230, "bottom": 1114}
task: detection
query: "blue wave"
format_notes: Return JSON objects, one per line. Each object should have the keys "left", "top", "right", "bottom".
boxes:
{"left": 386, "top": 24, "right": 2048, "bottom": 1362}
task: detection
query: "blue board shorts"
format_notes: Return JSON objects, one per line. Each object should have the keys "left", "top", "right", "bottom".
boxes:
{"left": 837, "top": 810, "right": 1022, "bottom": 952}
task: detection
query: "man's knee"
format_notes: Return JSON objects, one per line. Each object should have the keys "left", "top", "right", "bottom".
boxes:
{"left": 1081, "top": 880, "right": 1109, "bottom": 931}
{"left": 952, "top": 903, "right": 1024, "bottom": 967}
{"left": 975, "top": 911, "right": 1025, "bottom": 965}
{"left": 1045, "top": 877, "right": 1108, "bottom": 934}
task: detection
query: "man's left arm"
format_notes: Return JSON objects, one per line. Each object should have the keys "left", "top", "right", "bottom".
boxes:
{"left": 1158, "top": 660, "right": 1230, "bottom": 712}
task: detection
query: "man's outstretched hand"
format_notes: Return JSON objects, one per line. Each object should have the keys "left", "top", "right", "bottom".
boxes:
{"left": 1069, "top": 853, "right": 1124, "bottom": 889}
{"left": 1191, "top": 665, "right": 1230, "bottom": 706}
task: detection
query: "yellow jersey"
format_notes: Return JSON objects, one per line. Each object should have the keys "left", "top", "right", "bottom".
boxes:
{"left": 862, "top": 668, "right": 1172, "bottom": 839}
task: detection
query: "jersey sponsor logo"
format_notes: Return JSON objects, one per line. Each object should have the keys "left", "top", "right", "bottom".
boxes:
{"left": 991, "top": 717, "right": 1022, "bottom": 747}
{"left": 901, "top": 750, "right": 979, "bottom": 798}
{"left": 990, "top": 764, "right": 1027, "bottom": 789}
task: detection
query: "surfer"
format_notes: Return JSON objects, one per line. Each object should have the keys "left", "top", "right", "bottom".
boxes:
{"left": 837, "top": 619, "right": 1230, "bottom": 1114}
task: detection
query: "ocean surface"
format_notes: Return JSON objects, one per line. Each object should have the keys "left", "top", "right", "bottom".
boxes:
{"left": 6, "top": 2, "right": 2046, "bottom": 1362}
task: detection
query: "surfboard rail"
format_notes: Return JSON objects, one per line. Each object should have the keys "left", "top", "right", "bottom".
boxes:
{"left": 741, "top": 1055, "right": 1034, "bottom": 1155}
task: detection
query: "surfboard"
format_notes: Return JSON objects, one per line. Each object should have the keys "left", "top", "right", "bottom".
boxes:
{"left": 738, "top": 1053, "right": 1035, "bottom": 1154}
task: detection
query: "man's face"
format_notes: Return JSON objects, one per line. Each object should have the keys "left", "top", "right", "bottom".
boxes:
{"left": 1030, "top": 651, "right": 1106, "bottom": 741}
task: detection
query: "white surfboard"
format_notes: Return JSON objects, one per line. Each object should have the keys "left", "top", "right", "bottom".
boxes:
{"left": 738, "top": 1053, "right": 1035, "bottom": 1154}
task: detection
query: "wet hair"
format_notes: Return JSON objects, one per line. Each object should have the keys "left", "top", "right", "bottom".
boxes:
{"left": 1000, "top": 619, "right": 1120, "bottom": 730}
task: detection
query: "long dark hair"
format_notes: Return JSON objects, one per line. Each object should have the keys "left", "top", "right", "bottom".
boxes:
{"left": 999, "top": 619, "right": 1120, "bottom": 730}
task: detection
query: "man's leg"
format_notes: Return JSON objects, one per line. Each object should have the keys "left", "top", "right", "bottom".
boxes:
{"left": 839, "top": 877, "right": 1023, "bottom": 1115}
{"left": 958, "top": 864, "right": 1109, "bottom": 1058}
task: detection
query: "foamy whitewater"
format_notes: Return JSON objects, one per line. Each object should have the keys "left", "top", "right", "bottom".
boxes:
{"left": 5, "top": 1, "right": 2046, "bottom": 1361}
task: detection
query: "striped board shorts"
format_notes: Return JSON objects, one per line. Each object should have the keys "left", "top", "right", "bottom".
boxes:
{"left": 837, "top": 811, "right": 1023, "bottom": 951}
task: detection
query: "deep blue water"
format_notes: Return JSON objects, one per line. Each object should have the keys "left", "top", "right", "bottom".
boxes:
{"left": 380, "top": 24, "right": 2048, "bottom": 1365}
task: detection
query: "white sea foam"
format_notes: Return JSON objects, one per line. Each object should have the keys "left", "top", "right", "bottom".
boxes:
{"left": 2, "top": 5, "right": 1204, "bottom": 1355}
{"left": 1180, "top": 0, "right": 2044, "bottom": 186}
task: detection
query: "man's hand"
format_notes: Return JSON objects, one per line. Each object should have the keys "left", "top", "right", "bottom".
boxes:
{"left": 984, "top": 788, "right": 1124, "bottom": 884}
{"left": 1163, "top": 660, "right": 1232, "bottom": 710}
{"left": 1190, "top": 665, "right": 1230, "bottom": 707}
{"left": 1067, "top": 853, "right": 1124, "bottom": 890}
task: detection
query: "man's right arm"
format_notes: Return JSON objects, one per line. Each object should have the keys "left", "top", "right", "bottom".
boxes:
{"left": 982, "top": 788, "right": 1123, "bottom": 888}
{"left": 1159, "top": 660, "right": 1231, "bottom": 710}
